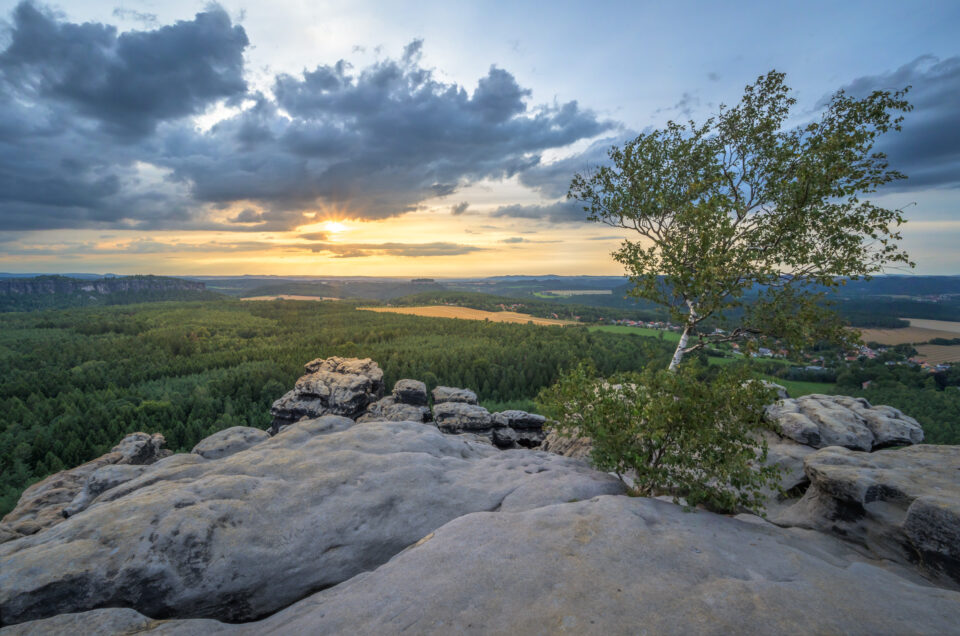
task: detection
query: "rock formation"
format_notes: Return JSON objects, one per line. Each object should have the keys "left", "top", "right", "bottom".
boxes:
{"left": 5, "top": 497, "right": 960, "bottom": 635}
{"left": 0, "top": 416, "right": 622, "bottom": 625}
{"left": 269, "top": 357, "right": 385, "bottom": 432}
{"left": 0, "top": 432, "right": 170, "bottom": 542}
{"left": 2, "top": 358, "right": 958, "bottom": 634}
{"left": 774, "top": 444, "right": 960, "bottom": 587}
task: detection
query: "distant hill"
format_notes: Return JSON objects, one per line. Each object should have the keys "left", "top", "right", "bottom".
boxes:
{"left": 0, "top": 275, "right": 219, "bottom": 312}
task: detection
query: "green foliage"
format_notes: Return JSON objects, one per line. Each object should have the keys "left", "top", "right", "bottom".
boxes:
{"left": 0, "top": 299, "right": 673, "bottom": 515}
{"left": 570, "top": 70, "right": 913, "bottom": 367}
{"left": 538, "top": 363, "right": 781, "bottom": 514}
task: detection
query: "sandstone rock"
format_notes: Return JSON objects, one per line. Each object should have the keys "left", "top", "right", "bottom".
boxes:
{"left": 432, "top": 402, "right": 492, "bottom": 433}
{"left": 539, "top": 429, "right": 592, "bottom": 460}
{"left": 191, "top": 427, "right": 270, "bottom": 460}
{"left": 356, "top": 396, "right": 431, "bottom": 424}
{"left": 767, "top": 394, "right": 923, "bottom": 451}
{"left": 0, "top": 418, "right": 623, "bottom": 626}
{"left": 62, "top": 464, "right": 150, "bottom": 518}
{"left": 392, "top": 379, "right": 428, "bottom": 406}
{"left": 0, "top": 433, "right": 170, "bottom": 543}
{"left": 492, "top": 409, "right": 546, "bottom": 430}
{"left": 269, "top": 357, "right": 385, "bottom": 432}
{"left": 18, "top": 496, "right": 960, "bottom": 635}
{"left": 775, "top": 444, "right": 960, "bottom": 587}
{"left": 431, "top": 386, "right": 478, "bottom": 405}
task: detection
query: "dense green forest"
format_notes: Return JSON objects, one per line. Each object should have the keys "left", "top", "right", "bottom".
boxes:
{"left": 0, "top": 299, "right": 671, "bottom": 514}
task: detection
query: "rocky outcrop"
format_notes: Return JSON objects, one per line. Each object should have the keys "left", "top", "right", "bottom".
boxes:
{"left": 540, "top": 429, "right": 592, "bottom": 459}
{"left": 0, "top": 275, "right": 205, "bottom": 296}
{"left": 269, "top": 357, "right": 385, "bottom": 432}
{"left": 432, "top": 401, "right": 546, "bottom": 450}
{"left": 431, "top": 386, "right": 478, "bottom": 404}
{"left": 0, "top": 433, "right": 170, "bottom": 542}
{"left": 8, "top": 497, "right": 960, "bottom": 635}
{"left": 392, "top": 379, "right": 428, "bottom": 405}
{"left": 191, "top": 427, "right": 270, "bottom": 459}
{"left": 774, "top": 444, "right": 960, "bottom": 587}
{"left": 357, "top": 379, "right": 431, "bottom": 423}
{"left": 767, "top": 394, "right": 924, "bottom": 451}
{"left": 0, "top": 417, "right": 623, "bottom": 626}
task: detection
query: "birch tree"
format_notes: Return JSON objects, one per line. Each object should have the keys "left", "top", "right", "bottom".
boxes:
{"left": 569, "top": 71, "right": 913, "bottom": 371}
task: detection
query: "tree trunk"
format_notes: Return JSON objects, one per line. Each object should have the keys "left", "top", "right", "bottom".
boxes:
{"left": 668, "top": 324, "right": 690, "bottom": 372}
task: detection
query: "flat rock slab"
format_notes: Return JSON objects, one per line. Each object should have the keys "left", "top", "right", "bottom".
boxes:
{"left": 0, "top": 418, "right": 622, "bottom": 626}
{"left": 767, "top": 394, "right": 923, "bottom": 451}
{"left": 431, "top": 386, "right": 478, "bottom": 405}
{"left": 433, "top": 402, "right": 492, "bottom": 433}
{"left": 775, "top": 444, "right": 960, "bottom": 587}
{"left": 8, "top": 497, "right": 959, "bottom": 635}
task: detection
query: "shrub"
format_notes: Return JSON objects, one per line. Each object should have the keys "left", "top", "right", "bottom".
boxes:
{"left": 538, "top": 363, "right": 781, "bottom": 514}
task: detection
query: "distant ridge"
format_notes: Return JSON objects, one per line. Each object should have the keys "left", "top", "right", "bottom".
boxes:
{"left": 0, "top": 275, "right": 216, "bottom": 312}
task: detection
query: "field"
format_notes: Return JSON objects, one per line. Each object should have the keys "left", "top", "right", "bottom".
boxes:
{"left": 241, "top": 295, "right": 340, "bottom": 301}
{"left": 856, "top": 326, "right": 959, "bottom": 345}
{"left": 914, "top": 345, "right": 960, "bottom": 364}
{"left": 588, "top": 325, "right": 682, "bottom": 342}
{"left": 358, "top": 305, "right": 574, "bottom": 326}
{"left": 904, "top": 318, "right": 960, "bottom": 334}
{"left": 544, "top": 289, "right": 613, "bottom": 296}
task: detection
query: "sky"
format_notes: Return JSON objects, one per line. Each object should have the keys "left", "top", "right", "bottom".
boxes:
{"left": 0, "top": 0, "right": 958, "bottom": 277}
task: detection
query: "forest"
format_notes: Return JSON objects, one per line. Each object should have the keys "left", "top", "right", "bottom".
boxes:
{"left": 2, "top": 297, "right": 958, "bottom": 516}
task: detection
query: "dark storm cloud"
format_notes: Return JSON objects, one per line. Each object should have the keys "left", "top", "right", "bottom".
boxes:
{"left": 825, "top": 55, "right": 960, "bottom": 190}
{"left": 517, "top": 133, "right": 636, "bottom": 199}
{"left": 0, "top": 2, "right": 248, "bottom": 139}
{"left": 0, "top": 2, "right": 612, "bottom": 232}
{"left": 173, "top": 54, "right": 613, "bottom": 225}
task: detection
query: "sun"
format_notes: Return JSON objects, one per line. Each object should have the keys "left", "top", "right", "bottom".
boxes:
{"left": 322, "top": 221, "right": 349, "bottom": 234}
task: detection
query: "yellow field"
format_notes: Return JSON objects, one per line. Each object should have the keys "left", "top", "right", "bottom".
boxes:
{"left": 856, "top": 327, "right": 958, "bottom": 345}
{"left": 914, "top": 345, "right": 960, "bottom": 364}
{"left": 358, "top": 305, "right": 574, "bottom": 326}
{"left": 241, "top": 295, "right": 340, "bottom": 301}
{"left": 903, "top": 318, "right": 960, "bottom": 334}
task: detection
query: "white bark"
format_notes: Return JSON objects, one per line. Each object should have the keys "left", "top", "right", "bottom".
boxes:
{"left": 668, "top": 325, "right": 690, "bottom": 372}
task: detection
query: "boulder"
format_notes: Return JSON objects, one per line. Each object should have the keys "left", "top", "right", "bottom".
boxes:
{"left": 431, "top": 386, "right": 478, "bottom": 405}
{"left": 432, "top": 402, "right": 492, "bottom": 434}
{"left": 12, "top": 496, "right": 960, "bottom": 635}
{"left": 766, "top": 394, "right": 923, "bottom": 451}
{"left": 0, "top": 418, "right": 623, "bottom": 626}
{"left": 392, "top": 379, "right": 428, "bottom": 406}
{"left": 492, "top": 410, "right": 546, "bottom": 430}
{"left": 0, "top": 433, "right": 170, "bottom": 543}
{"left": 269, "top": 357, "right": 384, "bottom": 432}
{"left": 356, "top": 396, "right": 431, "bottom": 424}
{"left": 774, "top": 444, "right": 960, "bottom": 587}
{"left": 191, "top": 427, "right": 270, "bottom": 460}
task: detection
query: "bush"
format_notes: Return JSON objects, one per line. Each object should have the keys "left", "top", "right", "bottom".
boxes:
{"left": 537, "top": 363, "right": 781, "bottom": 514}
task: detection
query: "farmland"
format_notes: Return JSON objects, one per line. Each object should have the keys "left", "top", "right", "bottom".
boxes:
{"left": 358, "top": 305, "right": 574, "bottom": 326}
{"left": 857, "top": 325, "right": 960, "bottom": 345}
{"left": 241, "top": 295, "right": 340, "bottom": 302}
{"left": 914, "top": 345, "right": 960, "bottom": 364}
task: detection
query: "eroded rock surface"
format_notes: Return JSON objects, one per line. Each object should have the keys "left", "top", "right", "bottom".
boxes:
{"left": 269, "top": 357, "right": 384, "bottom": 432}
{"left": 0, "top": 417, "right": 623, "bottom": 626}
{"left": 8, "top": 497, "right": 959, "bottom": 635}
{"left": 0, "top": 433, "right": 170, "bottom": 542}
{"left": 432, "top": 401, "right": 493, "bottom": 434}
{"left": 357, "top": 380, "right": 432, "bottom": 423}
{"left": 392, "top": 379, "right": 428, "bottom": 406}
{"left": 191, "top": 427, "right": 270, "bottom": 460}
{"left": 774, "top": 444, "right": 960, "bottom": 587}
{"left": 767, "top": 394, "right": 924, "bottom": 451}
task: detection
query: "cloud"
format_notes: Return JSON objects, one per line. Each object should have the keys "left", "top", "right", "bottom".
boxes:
{"left": 451, "top": 202, "right": 470, "bottom": 215}
{"left": 0, "top": 2, "right": 615, "bottom": 233}
{"left": 826, "top": 55, "right": 960, "bottom": 190}
{"left": 490, "top": 200, "right": 587, "bottom": 223}
{"left": 501, "top": 237, "right": 526, "bottom": 243}
{"left": 297, "top": 241, "right": 486, "bottom": 258}
{"left": 517, "top": 133, "right": 636, "bottom": 199}
{"left": 111, "top": 7, "right": 158, "bottom": 25}
{"left": 0, "top": 2, "right": 248, "bottom": 139}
